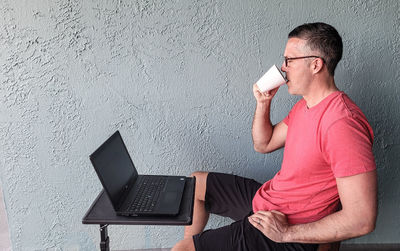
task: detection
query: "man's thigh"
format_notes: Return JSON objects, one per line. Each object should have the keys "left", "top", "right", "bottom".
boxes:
{"left": 205, "top": 172, "right": 262, "bottom": 221}
{"left": 193, "top": 217, "right": 318, "bottom": 251}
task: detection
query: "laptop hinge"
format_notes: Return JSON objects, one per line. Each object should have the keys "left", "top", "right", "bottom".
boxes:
{"left": 116, "top": 175, "right": 137, "bottom": 210}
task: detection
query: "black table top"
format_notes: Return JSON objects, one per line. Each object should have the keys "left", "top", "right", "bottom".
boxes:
{"left": 82, "top": 177, "right": 195, "bottom": 226}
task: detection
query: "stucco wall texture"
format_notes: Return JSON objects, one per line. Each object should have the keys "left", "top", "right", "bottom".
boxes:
{"left": 0, "top": 0, "right": 399, "bottom": 250}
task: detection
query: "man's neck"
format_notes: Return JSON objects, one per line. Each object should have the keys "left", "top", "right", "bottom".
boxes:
{"left": 303, "top": 76, "right": 339, "bottom": 108}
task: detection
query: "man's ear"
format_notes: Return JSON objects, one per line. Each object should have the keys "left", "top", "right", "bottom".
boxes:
{"left": 312, "top": 58, "right": 324, "bottom": 74}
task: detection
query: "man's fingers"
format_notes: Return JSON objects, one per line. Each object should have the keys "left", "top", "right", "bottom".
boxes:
{"left": 255, "top": 210, "right": 286, "bottom": 217}
{"left": 270, "top": 210, "right": 286, "bottom": 216}
{"left": 248, "top": 216, "right": 264, "bottom": 229}
{"left": 255, "top": 210, "right": 269, "bottom": 216}
{"left": 254, "top": 211, "right": 275, "bottom": 220}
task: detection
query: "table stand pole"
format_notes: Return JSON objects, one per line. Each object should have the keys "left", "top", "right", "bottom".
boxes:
{"left": 100, "top": 224, "right": 110, "bottom": 251}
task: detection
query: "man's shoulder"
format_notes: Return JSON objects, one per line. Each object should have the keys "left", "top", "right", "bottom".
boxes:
{"left": 323, "top": 92, "right": 366, "bottom": 121}
{"left": 321, "top": 92, "right": 372, "bottom": 135}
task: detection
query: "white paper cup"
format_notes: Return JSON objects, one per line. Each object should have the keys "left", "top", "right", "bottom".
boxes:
{"left": 256, "top": 65, "right": 286, "bottom": 93}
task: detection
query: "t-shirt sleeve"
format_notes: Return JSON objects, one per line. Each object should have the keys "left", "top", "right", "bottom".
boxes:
{"left": 283, "top": 105, "right": 295, "bottom": 125}
{"left": 283, "top": 113, "right": 290, "bottom": 125}
{"left": 283, "top": 99, "right": 303, "bottom": 126}
{"left": 323, "top": 116, "right": 376, "bottom": 177}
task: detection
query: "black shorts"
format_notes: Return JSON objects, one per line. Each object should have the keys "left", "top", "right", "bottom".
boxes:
{"left": 193, "top": 172, "right": 318, "bottom": 251}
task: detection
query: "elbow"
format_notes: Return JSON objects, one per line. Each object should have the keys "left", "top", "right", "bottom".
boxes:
{"left": 253, "top": 144, "right": 270, "bottom": 154}
{"left": 362, "top": 209, "right": 377, "bottom": 235}
{"left": 360, "top": 219, "right": 376, "bottom": 236}
{"left": 341, "top": 208, "right": 377, "bottom": 238}
{"left": 356, "top": 215, "right": 377, "bottom": 237}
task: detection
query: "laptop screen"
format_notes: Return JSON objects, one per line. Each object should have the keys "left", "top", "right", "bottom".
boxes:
{"left": 90, "top": 131, "right": 138, "bottom": 208}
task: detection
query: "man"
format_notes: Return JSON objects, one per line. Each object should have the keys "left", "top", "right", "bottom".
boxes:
{"left": 172, "top": 22, "right": 377, "bottom": 251}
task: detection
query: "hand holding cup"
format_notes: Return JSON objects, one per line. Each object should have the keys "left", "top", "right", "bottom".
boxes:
{"left": 253, "top": 64, "right": 286, "bottom": 103}
{"left": 256, "top": 65, "right": 286, "bottom": 93}
{"left": 253, "top": 84, "right": 280, "bottom": 104}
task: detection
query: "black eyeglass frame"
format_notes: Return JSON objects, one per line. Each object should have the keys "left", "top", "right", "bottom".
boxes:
{"left": 284, "top": 56, "right": 325, "bottom": 67}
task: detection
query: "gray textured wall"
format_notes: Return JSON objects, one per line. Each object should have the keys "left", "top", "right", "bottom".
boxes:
{"left": 0, "top": 0, "right": 399, "bottom": 250}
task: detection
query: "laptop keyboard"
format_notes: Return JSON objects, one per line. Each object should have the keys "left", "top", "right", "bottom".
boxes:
{"left": 128, "top": 176, "right": 167, "bottom": 213}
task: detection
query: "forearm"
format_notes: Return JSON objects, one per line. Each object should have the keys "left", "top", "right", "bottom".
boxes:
{"left": 284, "top": 210, "right": 375, "bottom": 243}
{"left": 252, "top": 101, "right": 273, "bottom": 151}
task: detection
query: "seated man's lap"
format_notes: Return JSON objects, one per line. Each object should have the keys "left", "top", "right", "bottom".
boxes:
{"left": 193, "top": 172, "right": 318, "bottom": 251}
{"left": 204, "top": 172, "right": 261, "bottom": 220}
{"left": 193, "top": 217, "right": 318, "bottom": 251}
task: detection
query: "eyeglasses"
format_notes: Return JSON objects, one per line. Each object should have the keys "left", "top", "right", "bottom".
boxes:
{"left": 284, "top": 56, "right": 325, "bottom": 67}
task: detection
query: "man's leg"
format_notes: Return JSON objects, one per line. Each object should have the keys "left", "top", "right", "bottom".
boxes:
{"left": 172, "top": 172, "right": 209, "bottom": 251}
{"left": 171, "top": 238, "right": 195, "bottom": 251}
{"left": 173, "top": 172, "right": 264, "bottom": 251}
{"left": 184, "top": 171, "right": 210, "bottom": 238}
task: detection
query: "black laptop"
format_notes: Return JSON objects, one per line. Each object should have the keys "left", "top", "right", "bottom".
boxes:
{"left": 90, "top": 131, "right": 186, "bottom": 217}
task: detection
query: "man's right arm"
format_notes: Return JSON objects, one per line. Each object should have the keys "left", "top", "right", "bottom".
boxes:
{"left": 252, "top": 84, "right": 287, "bottom": 153}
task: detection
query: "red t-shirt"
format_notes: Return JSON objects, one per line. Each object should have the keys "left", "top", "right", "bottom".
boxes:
{"left": 252, "top": 91, "right": 376, "bottom": 224}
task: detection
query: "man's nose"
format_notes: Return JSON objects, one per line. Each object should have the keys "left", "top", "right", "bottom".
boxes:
{"left": 281, "top": 61, "right": 287, "bottom": 72}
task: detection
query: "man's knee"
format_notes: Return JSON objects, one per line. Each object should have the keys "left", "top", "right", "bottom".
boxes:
{"left": 190, "top": 171, "right": 209, "bottom": 201}
{"left": 172, "top": 237, "right": 196, "bottom": 251}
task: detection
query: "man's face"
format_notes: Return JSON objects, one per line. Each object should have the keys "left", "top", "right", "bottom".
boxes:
{"left": 281, "top": 38, "right": 314, "bottom": 96}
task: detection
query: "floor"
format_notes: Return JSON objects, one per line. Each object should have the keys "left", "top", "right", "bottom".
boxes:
{"left": 0, "top": 186, "right": 12, "bottom": 251}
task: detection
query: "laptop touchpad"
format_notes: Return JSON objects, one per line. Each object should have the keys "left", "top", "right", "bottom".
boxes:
{"left": 163, "top": 192, "right": 178, "bottom": 203}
